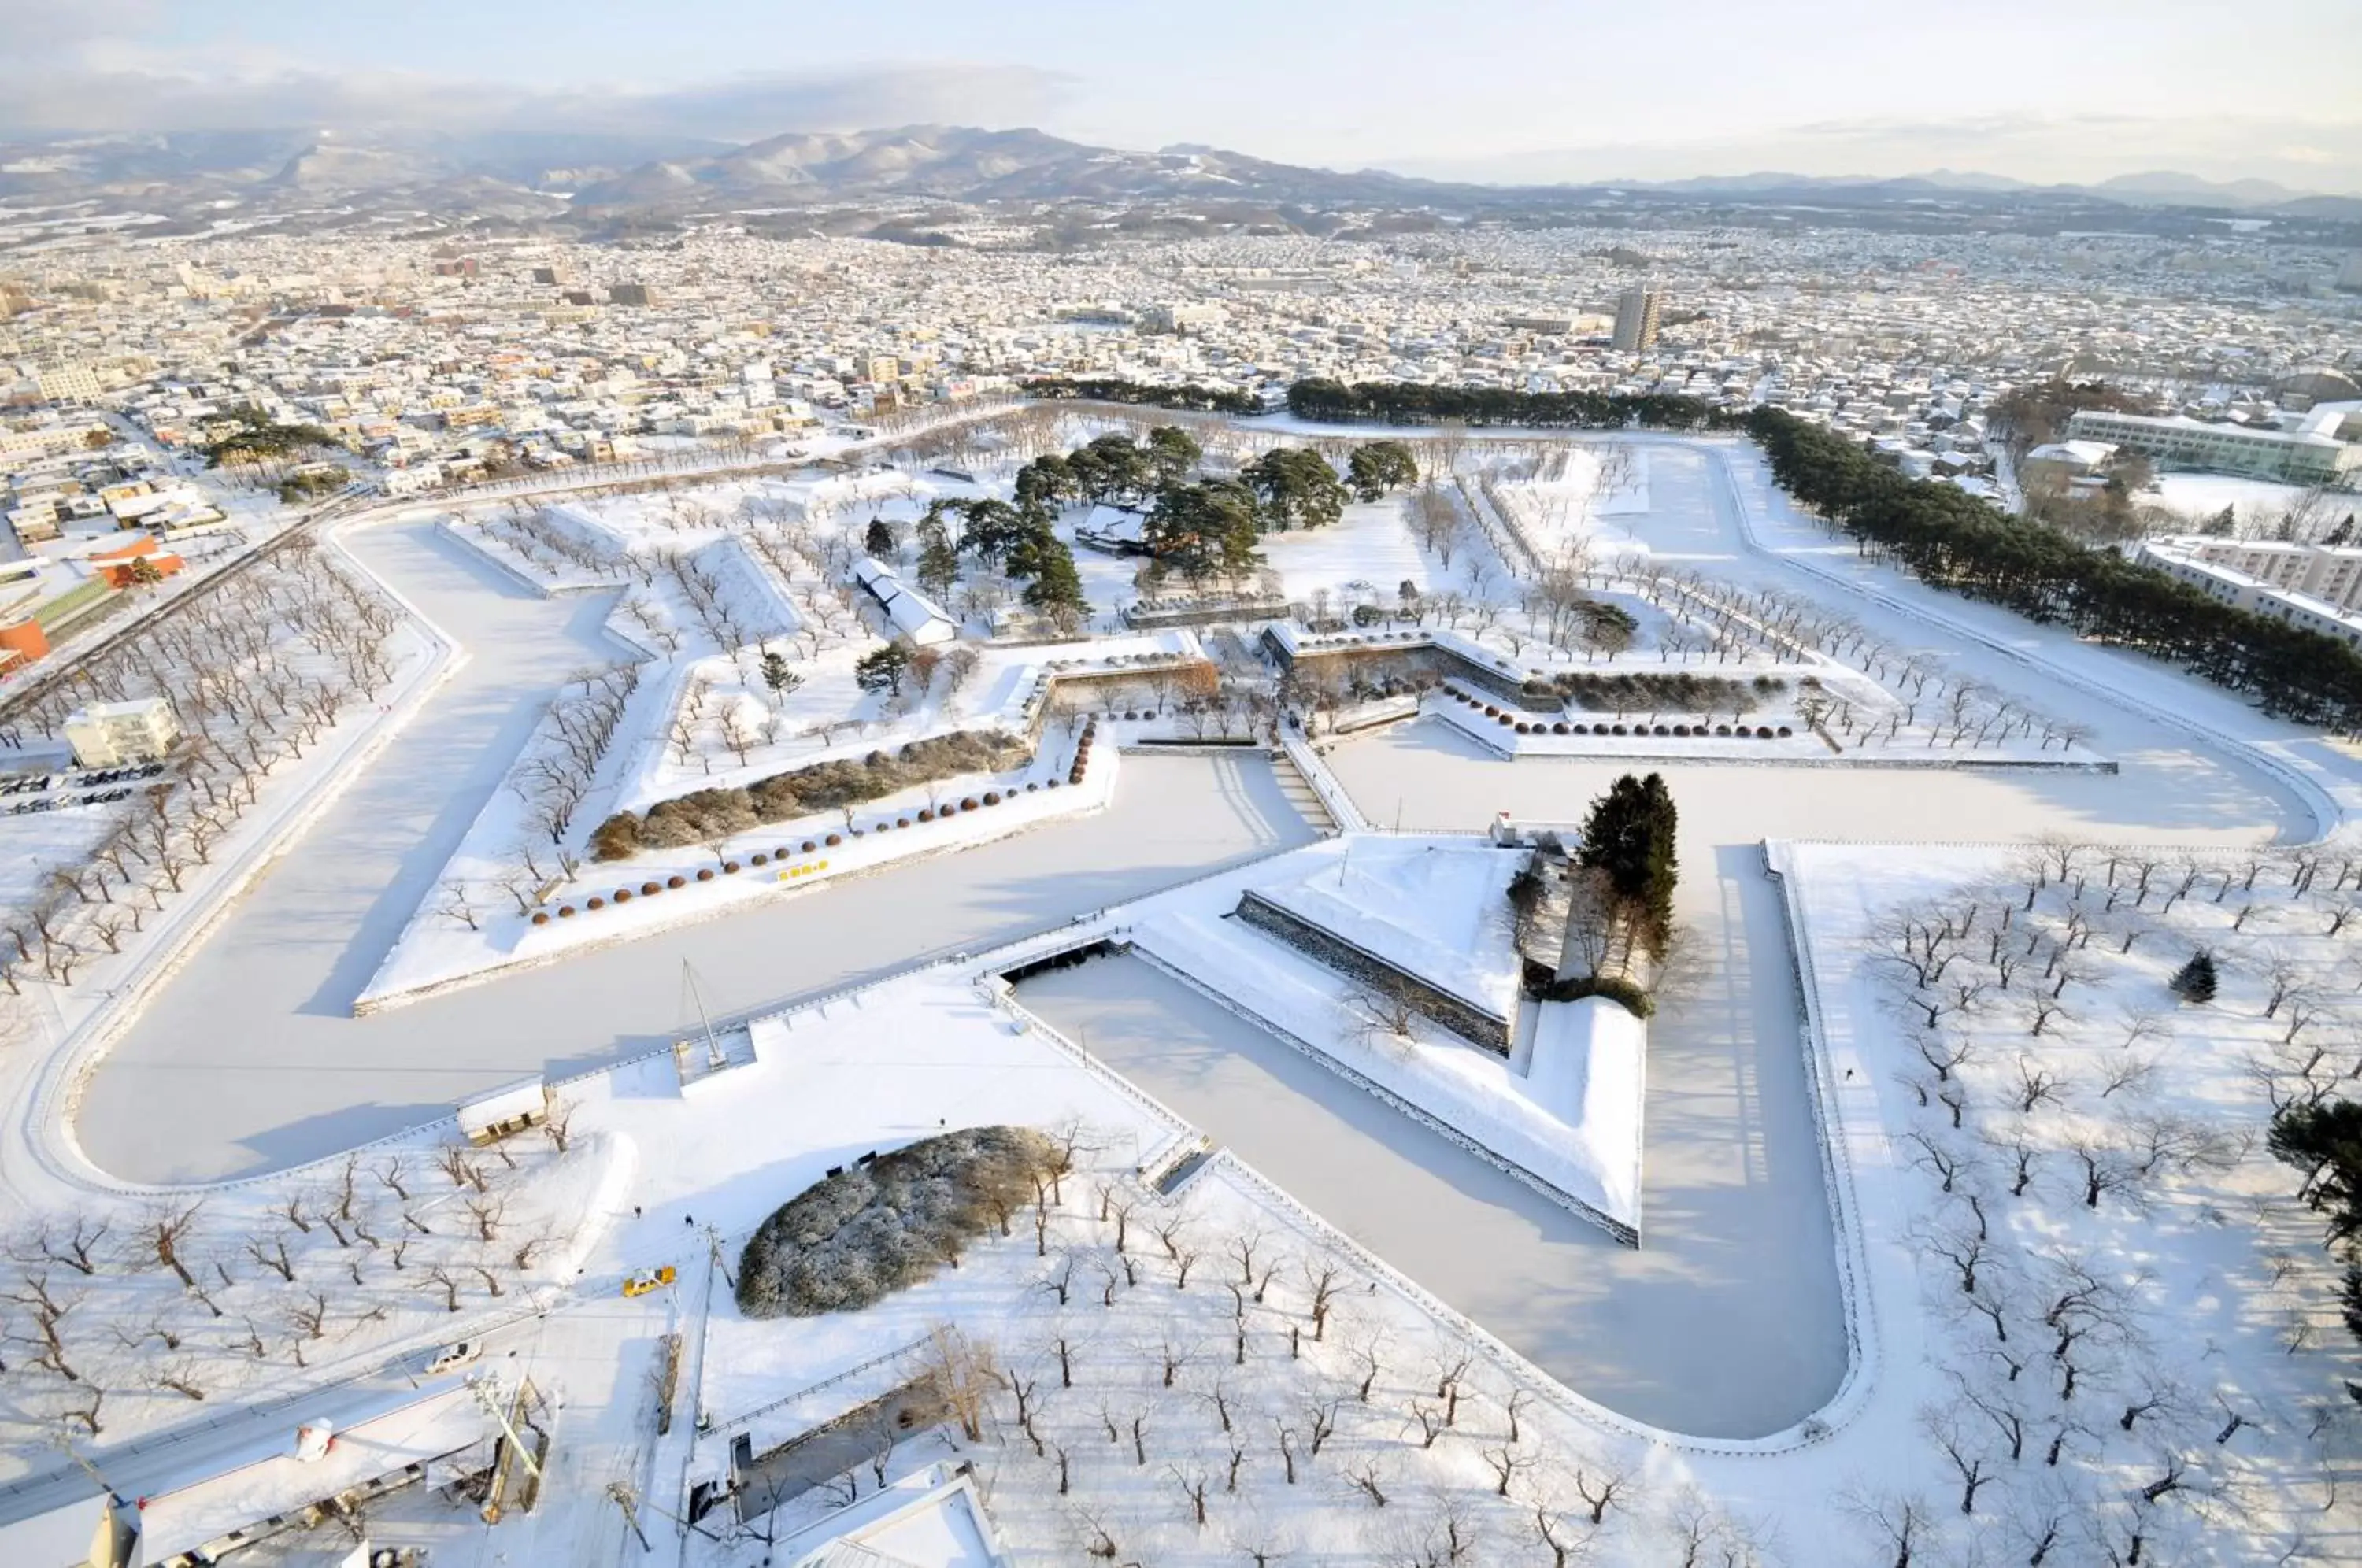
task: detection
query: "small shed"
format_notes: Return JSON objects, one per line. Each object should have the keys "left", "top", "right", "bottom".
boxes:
{"left": 456, "top": 1077, "right": 550, "bottom": 1146}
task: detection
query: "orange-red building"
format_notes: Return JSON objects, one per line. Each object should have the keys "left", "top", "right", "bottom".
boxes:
{"left": 88, "top": 535, "right": 183, "bottom": 589}
{"left": 0, "top": 617, "right": 47, "bottom": 667}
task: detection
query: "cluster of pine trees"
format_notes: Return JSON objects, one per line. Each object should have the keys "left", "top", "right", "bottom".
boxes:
{"left": 202, "top": 404, "right": 342, "bottom": 468}
{"left": 871, "top": 490, "right": 1090, "bottom": 624}
{"left": 1579, "top": 772, "right": 1679, "bottom": 956}
{"left": 1138, "top": 442, "right": 1420, "bottom": 581}
{"left": 1021, "top": 375, "right": 1262, "bottom": 414}
{"left": 1551, "top": 771, "right": 1681, "bottom": 1017}
{"left": 1001, "top": 427, "right": 1419, "bottom": 586}
{"left": 1746, "top": 409, "right": 2362, "bottom": 732}
{"left": 2266, "top": 1100, "right": 2362, "bottom": 1352}
{"left": 1287, "top": 379, "right": 1731, "bottom": 431}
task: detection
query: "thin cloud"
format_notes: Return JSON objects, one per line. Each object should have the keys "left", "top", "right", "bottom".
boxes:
{"left": 0, "top": 61, "right": 1074, "bottom": 142}
{"left": 0, "top": 0, "right": 157, "bottom": 53}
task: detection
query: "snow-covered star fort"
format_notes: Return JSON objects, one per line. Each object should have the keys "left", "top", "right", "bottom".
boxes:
{"left": 0, "top": 402, "right": 2353, "bottom": 1566}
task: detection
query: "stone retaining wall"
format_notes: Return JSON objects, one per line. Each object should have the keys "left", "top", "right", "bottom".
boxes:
{"left": 1232, "top": 890, "right": 1513, "bottom": 1054}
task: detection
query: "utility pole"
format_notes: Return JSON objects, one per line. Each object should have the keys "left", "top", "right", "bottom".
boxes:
{"left": 467, "top": 1374, "right": 543, "bottom": 1481}
{"left": 681, "top": 959, "right": 724, "bottom": 1070}
{"left": 606, "top": 1481, "right": 653, "bottom": 1553}
{"left": 704, "top": 1223, "right": 734, "bottom": 1289}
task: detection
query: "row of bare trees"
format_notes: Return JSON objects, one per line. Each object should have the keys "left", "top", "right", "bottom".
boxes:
{"left": 3, "top": 540, "right": 404, "bottom": 994}
{"left": 476, "top": 501, "right": 625, "bottom": 581}
{"left": 727, "top": 1119, "right": 1772, "bottom": 1568}
{"left": 0, "top": 1111, "right": 582, "bottom": 1452}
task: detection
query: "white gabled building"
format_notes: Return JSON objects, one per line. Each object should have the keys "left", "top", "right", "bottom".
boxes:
{"left": 851, "top": 557, "right": 958, "bottom": 647}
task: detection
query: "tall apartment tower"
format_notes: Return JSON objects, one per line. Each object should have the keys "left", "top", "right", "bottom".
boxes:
{"left": 34, "top": 361, "right": 102, "bottom": 405}
{"left": 1612, "top": 287, "right": 1664, "bottom": 353}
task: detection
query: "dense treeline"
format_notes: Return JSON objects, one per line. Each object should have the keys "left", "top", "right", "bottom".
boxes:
{"left": 1287, "top": 379, "right": 1733, "bottom": 431}
{"left": 2266, "top": 1100, "right": 2362, "bottom": 1348}
{"left": 202, "top": 405, "right": 341, "bottom": 468}
{"left": 1746, "top": 409, "right": 2362, "bottom": 732}
{"left": 1023, "top": 376, "right": 1262, "bottom": 414}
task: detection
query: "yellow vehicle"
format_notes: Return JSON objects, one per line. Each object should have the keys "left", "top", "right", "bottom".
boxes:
{"left": 621, "top": 1265, "right": 677, "bottom": 1298}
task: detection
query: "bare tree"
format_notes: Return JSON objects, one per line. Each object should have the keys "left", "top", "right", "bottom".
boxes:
{"left": 1839, "top": 1485, "right": 1933, "bottom": 1568}
{"left": 144, "top": 1203, "right": 202, "bottom": 1289}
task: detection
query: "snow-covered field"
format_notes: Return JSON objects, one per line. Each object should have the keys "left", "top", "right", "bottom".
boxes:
{"left": 1260, "top": 498, "right": 1449, "bottom": 603}
{"left": 2149, "top": 472, "right": 2327, "bottom": 527}
{"left": 1775, "top": 834, "right": 2362, "bottom": 1563}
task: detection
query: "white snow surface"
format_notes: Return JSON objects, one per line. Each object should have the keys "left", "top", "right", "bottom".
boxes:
{"left": 1118, "top": 834, "right": 1645, "bottom": 1236}
{"left": 1258, "top": 497, "right": 1446, "bottom": 602}
{"left": 17, "top": 420, "right": 2362, "bottom": 1566}
{"left": 1246, "top": 835, "right": 1521, "bottom": 1014}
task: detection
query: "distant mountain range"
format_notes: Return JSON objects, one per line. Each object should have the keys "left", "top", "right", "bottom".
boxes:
{"left": 1632, "top": 166, "right": 2360, "bottom": 217}
{"left": 561, "top": 126, "right": 1461, "bottom": 212}
{"left": 3, "top": 124, "right": 2356, "bottom": 235}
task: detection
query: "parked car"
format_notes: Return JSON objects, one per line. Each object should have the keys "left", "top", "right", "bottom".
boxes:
{"left": 423, "top": 1341, "right": 482, "bottom": 1375}
{"left": 621, "top": 1265, "right": 677, "bottom": 1298}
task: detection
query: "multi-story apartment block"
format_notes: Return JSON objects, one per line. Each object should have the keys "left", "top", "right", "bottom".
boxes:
{"left": 2067, "top": 407, "right": 2359, "bottom": 486}
{"left": 2136, "top": 538, "right": 2362, "bottom": 647}
{"left": 1612, "top": 287, "right": 1663, "bottom": 353}
{"left": 64, "top": 696, "right": 181, "bottom": 767}
{"left": 33, "top": 362, "right": 102, "bottom": 406}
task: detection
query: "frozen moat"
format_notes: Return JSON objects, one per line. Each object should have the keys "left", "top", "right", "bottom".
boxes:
{"left": 72, "top": 519, "right": 1314, "bottom": 1183}
{"left": 1016, "top": 951, "right": 1842, "bottom": 1437}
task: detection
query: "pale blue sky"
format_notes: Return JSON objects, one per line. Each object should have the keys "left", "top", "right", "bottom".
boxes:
{"left": 12, "top": 0, "right": 2361, "bottom": 188}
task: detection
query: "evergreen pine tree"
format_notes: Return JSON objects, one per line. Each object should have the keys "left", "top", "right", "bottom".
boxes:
{"left": 760, "top": 649, "right": 800, "bottom": 699}
{"left": 1022, "top": 541, "right": 1089, "bottom": 620}
{"left": 864, "top": 516, "right": 895, "bottom": 558}
{"left": 916, "top": 536, "right": 961, "bottom": 600}
{"left": 1577, "top": 771, "right": 1680, "bottom": 963}
{"left": 2169, "top": 949, "right": 2217, "bottom": 1003}
{"left": 853, "top": 643, "right": 910, "bottom": 693}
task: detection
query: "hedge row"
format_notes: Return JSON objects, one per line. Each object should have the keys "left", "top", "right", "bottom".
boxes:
{"left": 590, "top": 729, "right": 1030, "bottom": 860}
{"left": 1535, "top": 670, "right": 1784, "bottom": 715}
{"left": 535, "top": 785, "right": 1060, "bottom": 921}
{"left": 1446, "top": 689, "right": 1790, "bottom": 739}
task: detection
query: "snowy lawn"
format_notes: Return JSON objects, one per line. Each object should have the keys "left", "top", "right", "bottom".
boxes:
{"left": 0, "top": 1126, "right": 624, "bottom": 1475}
{"left": 2149, "top": 472, "right": 2332, "bottom": 528}
{"left": 1260, "top": 497, "right": 1448, "bottom": 605}
{"left": 1769, "top": 835, "right": 2362, "bottom": 1564}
